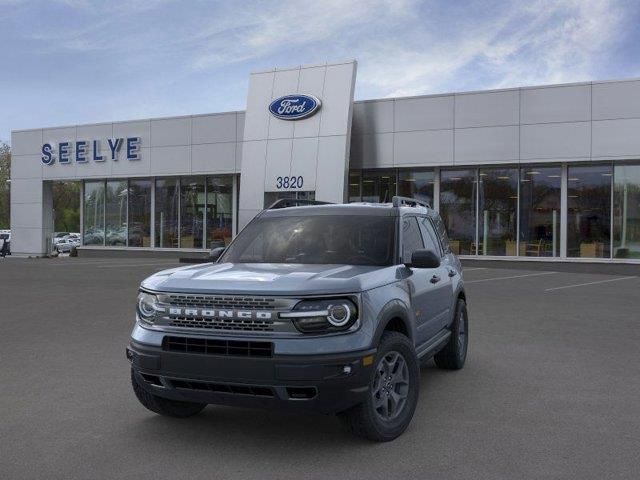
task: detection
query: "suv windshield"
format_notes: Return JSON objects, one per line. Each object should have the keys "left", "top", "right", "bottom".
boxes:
{"left": 221, "top": 215, "right": 396, "bottom": 266}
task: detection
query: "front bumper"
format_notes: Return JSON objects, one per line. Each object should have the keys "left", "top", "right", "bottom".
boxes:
{"left": 127, "top": 340, "right": 376, "bottom": 414}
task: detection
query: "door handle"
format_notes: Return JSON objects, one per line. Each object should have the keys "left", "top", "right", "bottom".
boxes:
{"left": 448, "top": 269, "right": 457, "bottom": 277}
{"left": 430, "top": 275, "right": 441, "bottom": 284}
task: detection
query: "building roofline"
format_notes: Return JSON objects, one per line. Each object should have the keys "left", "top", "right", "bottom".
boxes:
{"left": 12, "top": 75, "right": 640, "bottom": 135}
{"left": 353, "top": 76, "right": 640, "bottom": 104}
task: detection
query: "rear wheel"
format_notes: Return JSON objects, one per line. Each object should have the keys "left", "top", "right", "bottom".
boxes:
{"left": 434, "top": 298, "right": 468, "bottom": 370}
{"left": 339, "top": 332, "right": 419, "bottom": 442}
{"left": 131, "top": 369, "right": 206, "bottom": 418}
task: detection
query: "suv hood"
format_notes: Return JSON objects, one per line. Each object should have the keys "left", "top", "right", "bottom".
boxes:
{"left": 141, "top": 262, "right": 398, "bottom": 296}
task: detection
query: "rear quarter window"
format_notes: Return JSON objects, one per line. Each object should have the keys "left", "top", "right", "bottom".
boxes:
{"left": 432, "top": 214, "right": 451, "bottom": 254}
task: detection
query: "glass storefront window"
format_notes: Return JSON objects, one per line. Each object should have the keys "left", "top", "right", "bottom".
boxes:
{"left": 105, "top": 180, "right": 128, "bottom": 246}
{"left": 361, "top": 170, "right": 396, "bottom": 203}
{"left": 613, "top": 164, "right": 640, "bottom": 259}
{"left": 263, "top": 191, "right": 315, "bottom": 208}
{"left": 478, "top": 168, "right": 518, "bottom": 256}
{"left": 155, "top": 177, "right": 179, "bottom": 248}
{"left": 439, "top": 169, "right": 476, "bottom": 255}
{"left": 519, "top": 167, "right": 561, "bottom": 257}
{"left": 348, "top": 171, "right": 361, "bottom": 202}
{"left": 83, "top": 181, "right": 105, "bottom": 246}
{"left": 567, "top": 165, "right": 612, "bottom": 258}
{"left": 398, "top": 170, "right": 434, "bottom": 206}
{"left": 206, "top": 176, "right": 233, "bottom": 248}
{"left": 128, "top": 179, "right": 152, "bottom": 247}
{"left": 180, "top": 177, "right": 205, "bottom": 248}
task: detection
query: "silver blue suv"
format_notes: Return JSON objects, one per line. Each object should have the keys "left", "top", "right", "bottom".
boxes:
{"left": 127, "top": 197, "right": 468, "bottom": 441}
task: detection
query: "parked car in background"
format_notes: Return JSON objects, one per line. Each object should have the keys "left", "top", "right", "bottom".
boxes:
{"left": 52, "top": 232, "right": 70, "bottom": 247}
{"left": 0, "top": 230, "right": 10, "bottom": 256}
{"left": 54, "top": 237, "right": 81, "bottom": 253}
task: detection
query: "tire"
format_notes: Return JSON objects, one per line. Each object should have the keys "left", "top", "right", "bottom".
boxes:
{"left": 339, "top": 331, "right": 420, "bottom": 442}
{"left": 434, "top": 298, "right": 468, "bottom": 370}
{"left": 131, "top": 369, "right": 206, "bottom": 418}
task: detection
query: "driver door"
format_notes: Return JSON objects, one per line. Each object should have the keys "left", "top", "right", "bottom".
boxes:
{"left": 401, "top": 216, "right": 442, "bottom": 346}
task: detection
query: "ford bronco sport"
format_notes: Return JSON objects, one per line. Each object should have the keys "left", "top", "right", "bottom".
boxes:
{"left": 127, "top": 197, "right": 468, "bottom": 441}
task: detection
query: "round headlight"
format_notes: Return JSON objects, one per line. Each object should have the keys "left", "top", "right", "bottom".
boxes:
{"left": 327, "top": 303, "right": 353, "bottom": 327}
{"left": 137, "top": 292, "right": 157, "bottom": 322}
{"left": 284, "top": 298, "right": 358, "bottom": 334}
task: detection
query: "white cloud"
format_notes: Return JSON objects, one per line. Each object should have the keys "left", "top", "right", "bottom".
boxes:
{"left": 190, "top": 0, "right": 416, "bottom": 70}
{"left": 357, "top": 0, "right": 626, "bottom": 98}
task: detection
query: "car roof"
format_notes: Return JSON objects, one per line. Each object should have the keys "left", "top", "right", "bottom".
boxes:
{"left": 261, "top": 202, "right": 433, "bottom": 218}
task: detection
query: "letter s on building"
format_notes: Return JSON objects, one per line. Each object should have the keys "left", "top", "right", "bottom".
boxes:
{"left": 41, "top": 143, "right": 55, "bottom": 165}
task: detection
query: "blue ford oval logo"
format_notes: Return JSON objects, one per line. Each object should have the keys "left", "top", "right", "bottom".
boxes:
{"left": 268, "top": 94, "right": 321, "bottom": 120}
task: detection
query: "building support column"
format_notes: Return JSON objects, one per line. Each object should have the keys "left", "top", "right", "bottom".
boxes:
{"left": 433, "top": 167, "right": 440, "bottom": 212}
{"left": 232, "top": 174, "right": 238, "bottom": 238}
{"left": 560, "top": 164, "right": 568, "bottom": 258}
{"left": 150, "top": 179, "right": 156, "bottom": 248}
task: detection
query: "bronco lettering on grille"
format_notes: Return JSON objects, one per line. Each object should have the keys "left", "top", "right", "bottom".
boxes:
{"left": 167, "top": 308, "right": 273, "bottom": 320}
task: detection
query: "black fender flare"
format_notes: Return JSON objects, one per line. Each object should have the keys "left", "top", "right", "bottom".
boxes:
{"left": 371, "top": 299, "right": 414, "bottom": 347}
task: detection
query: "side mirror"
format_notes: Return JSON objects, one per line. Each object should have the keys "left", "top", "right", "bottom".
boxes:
{"left": 406, "top": 249, "right": 440, "bottom": 269}
{"left": 209, "top": 246, "right": 226, "bottom": 262}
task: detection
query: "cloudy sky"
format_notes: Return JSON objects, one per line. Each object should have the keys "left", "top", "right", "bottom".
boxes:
{"left": 1, "top": 0, "right": 639, "bottom": 143}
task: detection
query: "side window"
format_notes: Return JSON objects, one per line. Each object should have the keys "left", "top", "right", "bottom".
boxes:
{"left": 418, "top": 217, "right": 442, "bottom": 256}
{"left": 401, "top": 217, "right": 424, "bottom": 264}
{"left": 432, "top": 215, "right": 451, "bottom": 254}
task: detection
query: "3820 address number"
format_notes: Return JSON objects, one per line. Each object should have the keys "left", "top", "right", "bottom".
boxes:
{"left": 276, "top": 176, "right": 304, "bottom": 189}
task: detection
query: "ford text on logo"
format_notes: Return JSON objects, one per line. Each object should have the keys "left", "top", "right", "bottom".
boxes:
{"left": 268, "top": 94, "right": 321, "bottom": 120}
{"left": 41, "top": 137, "right": 141, "bottom": 166}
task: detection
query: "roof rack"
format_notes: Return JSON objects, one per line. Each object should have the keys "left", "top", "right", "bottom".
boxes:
{"left": 266, "top": 198, "right": 333, "bottom": 210}
{"left": 391, "top": 196, "right": 430, "bottom": 209}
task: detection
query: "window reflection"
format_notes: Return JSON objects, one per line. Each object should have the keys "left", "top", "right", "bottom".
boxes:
{"left": 519, "top": 167, "right": 561, "bottom": 257}
{"left": 361, "top": 170, "right": 396, "bottom": 203}
{"left": 439, "top": 169, "right": 476, "bottom": 255}
{"left": 478, "top": 168, "right": 518, "bottom": 256}
{"left": 398, "top": 170, "right": 434, "bottom": 207}
{"left": 155, "top": 178, "right": 179, "bottom": 248}
{"left": 180, "top": 177, "right": 205, "bottom": 248}
{"left": 128, "top": 179, "right": 151, "bottom": 247}
{"left": 83, "top": 181, "right": 105, "bottom": 246}
{"left": 105, "top": 180, "right": 128, "bottom": 246}
{"left": 613, "top": 164, "right": 640, "bottom": 259}
{"left": 263, "top": 191, "right": 315, "bottom": 208}
{"left": 206, "top": 176, "right": 233, "bottom": 248}
{"left": 567, "top": 165, "right": 612, "bottom": 258}
{"left": 348, "top": 171, "right": 361, "bottom": 202}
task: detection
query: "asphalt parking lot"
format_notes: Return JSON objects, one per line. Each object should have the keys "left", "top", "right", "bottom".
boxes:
{"left": 1, "top": 257, "right": 639, "bottom": 480}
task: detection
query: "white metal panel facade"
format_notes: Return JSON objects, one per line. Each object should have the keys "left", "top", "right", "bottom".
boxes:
{"left": 9, "top": 65, "right": 640, "bottom": 257}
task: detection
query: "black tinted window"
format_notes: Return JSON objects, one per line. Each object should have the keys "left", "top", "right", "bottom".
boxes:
{"left": 401, "top": 217, "right": 424, "bottom": 264}
{"left": 221, "top": 215, "right": 396, "bottom": 266}
{"left": 418, "top": 217, "right": 441, "bottom": 255}
{"left": 432, "top": 215, "right": 451, "bottom": 254}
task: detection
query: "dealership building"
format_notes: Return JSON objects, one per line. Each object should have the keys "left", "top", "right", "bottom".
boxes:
{"left": 10, "top": 59, "right": 640, "bottom": 261}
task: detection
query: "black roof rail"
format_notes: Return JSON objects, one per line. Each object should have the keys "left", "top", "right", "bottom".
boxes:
{"left": 266, "top": 198, "right": 333, "bottom": 210}
{"left": 391, "top": 196, "right": 430, "bottom": 209}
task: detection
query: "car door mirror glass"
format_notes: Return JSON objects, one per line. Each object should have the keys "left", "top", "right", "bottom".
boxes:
{"left": 407, "top": 249, "right": 440, "bottom": 269}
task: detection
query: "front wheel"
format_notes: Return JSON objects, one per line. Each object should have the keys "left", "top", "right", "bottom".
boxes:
{"left": 338, "top": 332, "right": 420, "bottom": 442}
{"left": 131, "top": 369, "right": 206, "bottom": 418}
{"left": 434, "top": 298, "right": 468, "bottom": 370}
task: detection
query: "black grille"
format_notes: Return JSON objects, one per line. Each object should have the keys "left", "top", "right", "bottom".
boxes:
{"left": 170, "top": 379, "right": 274, "bottom": 397}
{"left": 168, "top": 316, "right": 274, "bottom": 332}
{"left": 163, "top": 336, "right": 273, "bottom": 358}
{"left": 166, "top": 295, "right": 277, "bottom": 310}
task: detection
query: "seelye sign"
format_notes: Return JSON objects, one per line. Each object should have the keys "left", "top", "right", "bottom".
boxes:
{"left": 41, "top": 137, "right": 141, "bottom": 165}
{"left": 268, "top": 94, "right": 321, "bottom": 120}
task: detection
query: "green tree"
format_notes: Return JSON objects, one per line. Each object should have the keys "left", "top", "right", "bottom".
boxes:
{"left": 0, "top": 141, "right": 10, "bottom": 229}
{"left": 53, "top": 182, "right": 80, "bottom": 232}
